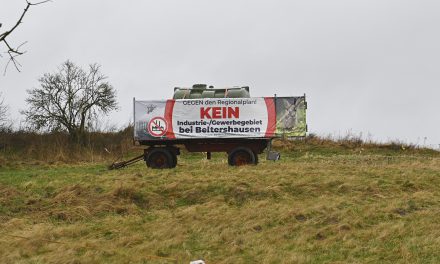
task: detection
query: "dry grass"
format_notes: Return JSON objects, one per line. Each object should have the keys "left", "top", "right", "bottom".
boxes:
{"left": 0, "top": 139, "right": 439, "bottom": 263}
{"left": 0, "top": 128, "right": 134, "bottom": 164}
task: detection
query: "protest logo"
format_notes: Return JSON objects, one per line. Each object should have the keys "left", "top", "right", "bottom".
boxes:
{"left": 148, "top": 117, "right": 167, "bottom": 137}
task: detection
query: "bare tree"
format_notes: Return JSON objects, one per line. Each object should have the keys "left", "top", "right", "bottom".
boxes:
{"left": 0, "top": 92, "right": 9, "bottom": 127}
{"left": 23, "top": 60, "right": 118, "bottom": 143}
{"left": 0, "top": 0, "right": 51, "bottom": 73}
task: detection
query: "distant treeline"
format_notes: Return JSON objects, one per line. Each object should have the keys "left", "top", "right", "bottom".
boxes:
{"left": 0, "top": 126, "right": 134, "bottom": 164}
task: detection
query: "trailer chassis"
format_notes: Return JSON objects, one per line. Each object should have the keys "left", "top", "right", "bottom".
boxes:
{"left": 109, "top": 138, "right": 279, "bottom": 169}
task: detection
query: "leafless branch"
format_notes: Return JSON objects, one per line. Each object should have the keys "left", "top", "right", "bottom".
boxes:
{"left": 1, "top": 0, "right": 51, "bottom": 73}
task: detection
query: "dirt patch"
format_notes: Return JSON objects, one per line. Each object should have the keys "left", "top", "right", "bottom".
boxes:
{"left": 294, "top": 214, "right": 307, "bottom": 222}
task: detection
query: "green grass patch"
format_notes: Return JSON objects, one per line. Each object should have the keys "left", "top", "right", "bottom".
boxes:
{"left": 0, "top": 145, "right": 439, "bottom": 263}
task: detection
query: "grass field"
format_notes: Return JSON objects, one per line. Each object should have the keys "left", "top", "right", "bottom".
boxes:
{"left": 1, "top": 141, "right": 439, "bottom": 263}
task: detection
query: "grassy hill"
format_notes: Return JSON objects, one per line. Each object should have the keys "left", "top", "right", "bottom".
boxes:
{"left": 1, "top": 139, "right": 439, "bottom": 263}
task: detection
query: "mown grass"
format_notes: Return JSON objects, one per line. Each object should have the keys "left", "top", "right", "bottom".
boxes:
{"left": 0, "top": 142, "right": 439, "bottom": 264}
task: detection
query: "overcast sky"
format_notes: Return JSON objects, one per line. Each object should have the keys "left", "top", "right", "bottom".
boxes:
{"left": 1, "top": 0, "right": 439, "bottom": 147}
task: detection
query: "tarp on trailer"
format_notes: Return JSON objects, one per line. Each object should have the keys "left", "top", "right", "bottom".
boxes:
{"left": 134, "top": 97, "right": 306, "bottom": 141}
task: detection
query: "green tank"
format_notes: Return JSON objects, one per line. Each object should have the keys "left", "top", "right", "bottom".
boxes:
{"left": 173, "top": 84, "right": 250, "bottom": 99}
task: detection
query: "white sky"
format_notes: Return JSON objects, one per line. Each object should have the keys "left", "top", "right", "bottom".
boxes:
{"left": 1, "top": 0, "right": 439, "bottom": 147}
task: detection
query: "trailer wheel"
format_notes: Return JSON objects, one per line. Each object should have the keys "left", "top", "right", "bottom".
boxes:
{"left": 228, "top": 147, "right": 257, "bottom": 166}
{"left": 146, "top": 148, "right": 176, "bottom": 169}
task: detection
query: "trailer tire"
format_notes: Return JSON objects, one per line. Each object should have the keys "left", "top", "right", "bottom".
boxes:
{"left": 146, "top": 148, "right": 176, "bottom": 169}
{"left": 228, "top": 147, "right": 257, "bottom": 166}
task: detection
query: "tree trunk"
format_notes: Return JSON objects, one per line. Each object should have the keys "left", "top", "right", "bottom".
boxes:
{"left": 78, "top": 113, "right": 87, "bottom": 145}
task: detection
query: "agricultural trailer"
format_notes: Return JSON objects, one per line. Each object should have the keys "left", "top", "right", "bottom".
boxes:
{"left": 110, "top": 84, "right": 307, "bottom": 169}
